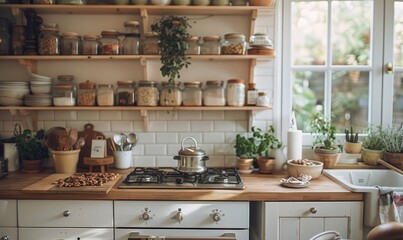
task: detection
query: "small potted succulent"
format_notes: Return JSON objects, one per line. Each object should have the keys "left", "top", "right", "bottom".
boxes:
{"left": 15, "top": 129, "right": 48, "bottom": 173}
{"left": 380, "top": 124, "right": 403, "bottom": 170}
{"left": 344, "top": 126, "right": 362, "bottom": 154}
{"left": 252, "top": 126, "right": 283, "bottom": 174}
{"left": 361, "top": 125, "right": 384, "bottom": 166}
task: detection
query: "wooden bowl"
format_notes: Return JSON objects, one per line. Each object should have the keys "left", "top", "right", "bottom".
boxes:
{"left": 287, "top": 159, "right": 323, "bottom": 179}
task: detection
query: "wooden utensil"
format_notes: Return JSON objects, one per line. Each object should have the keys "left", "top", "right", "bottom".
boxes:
{"left": 69, "top": 128, "right": 78, "bottom": 150}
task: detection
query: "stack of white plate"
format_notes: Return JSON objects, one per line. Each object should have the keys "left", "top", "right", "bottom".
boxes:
{"left": 24, "top": 94, "right": 53, "bottom": 107}
{"left": 30, "top": 73, "right": 53, "bottom": 95}
{"left": 0, "top": 81, "right": 30, "bottom": 106}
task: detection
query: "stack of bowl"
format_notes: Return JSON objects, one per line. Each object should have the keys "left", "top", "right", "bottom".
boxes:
{"left": 248, "top": 33, "right": 275, "bottom": 55}
{"left": 24, "top": 74, "right": 53, "bottom": 106}
{"left": 0, "top": 81, "right": 30, "bottom": 106}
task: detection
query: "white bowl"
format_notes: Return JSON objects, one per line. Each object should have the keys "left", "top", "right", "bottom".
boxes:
{"left": 150, "top": 0, "right": 171, "bottom": 5}
{"left": 30, "top": 84, "right": 52, "bottom": 94}
{"left": 287, "top": 159, "right": 324, "bottom": 180}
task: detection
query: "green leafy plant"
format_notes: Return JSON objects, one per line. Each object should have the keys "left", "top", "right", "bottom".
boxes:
{"left": 252, "top": 126, "right": 282, "bottom": 157}
{"left": 345, "top": 126, "right": 359, "bottom": 143}
{"left": 380, "top": 124, "right": 403, "bottom": 153}
{"left": 234, "top": 134, "right": 257, "bottom": 158}
{"left": 310, "top": 113, "right": 342, "bottom": 151}
{"left": 15, "top": 129, "right": 48, "bottom": 160}
{"left": 362, "top": 125, "right": 384, "bottom": 150}
{"left": 151, "top": 16, "right": 192, "bottom": 86}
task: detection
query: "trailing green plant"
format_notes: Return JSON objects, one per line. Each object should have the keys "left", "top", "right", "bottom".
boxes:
{"left": 362, "top": 125, "right": 384, "bottom": 150}
{"left": 252, "top": 126, "right": 282, "bottom": 157}
{"left": 15, "top": 129, "right": 48, "bottom": 160}
{"left": 380, "top": 124, "right": 403, "bottom": 153}
{"left": 151, "top": 16, "right": 192, "bottom": 86}
{"left": 310, "top": 113, "right": 342, "bottom": 151}
{"left": 234, "top": 133, "right": 257, "bottom": 158}
{"left": 345, "top": 126, "right": 359, "bottom": 143}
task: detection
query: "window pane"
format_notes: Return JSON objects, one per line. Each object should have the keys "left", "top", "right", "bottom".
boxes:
{"left": 331, "top": 1, "right": 372, "bottom": 66}
{"left": 394, "top": 73, "right": 403, "bottom": 125}
{"left": 291, "top": 1, "right": 327, "bottom": 65}
{"left": 292, "top": 71, "right": 325, "bottom": 131}
{"left": 394, "top": 2, "right": 403, "bottom": 67}
{"left": 331, "top": 71, "right": 369, "bottom": 132}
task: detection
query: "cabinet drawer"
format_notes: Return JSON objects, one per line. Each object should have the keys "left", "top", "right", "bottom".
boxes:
{"left": 19, "top": 227, "right": 113, "bottom": 240}
{"left": 0, "top": 227, "right": 18, "bottom": 240}
{"left": 18, "top": 200, "right": 113, "bottom": 227}
{"left": 0, "top": 200, "right": 17, "bottom": 227}
{"left": 266, "top": 201, "right": 358, "bottom": 217}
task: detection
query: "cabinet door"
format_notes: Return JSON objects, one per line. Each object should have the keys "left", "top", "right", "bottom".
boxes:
{"left": 266, "top": 202, "right": 363, "bottom": 240}
{"left": 19, "top": 228, "right": 113, "bottom": 240}
{"left": 0, "top": 227, "right": 18, "bottom": 240}
{"left": 0, "top": 200, "right": 17, "bottom": 227}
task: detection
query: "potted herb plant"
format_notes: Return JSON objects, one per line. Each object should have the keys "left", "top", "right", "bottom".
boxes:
{"left": 361, "top": 125, "right": 384, "bottom": 166}
{"left": 380, "top": 124, "right": 403, "bottom": 170}
{"left": 344, "top": 126, "right": 362, "bottom": 154}
{"left": 234, "top": 133, "right": 257, "bottom": 174}
{"left": 252, "top": 126, "right": 283, "bottom": 174}
{"left": 15, "top": 129, "right": 48, "bottom": 173}
{"left": 151, "top": 16, "right": 192, "bottom": 86}
{"left": 310, "top": 113, "right": 342, "bottom": 168}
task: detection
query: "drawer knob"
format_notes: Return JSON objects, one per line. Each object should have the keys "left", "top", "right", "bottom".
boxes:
{"left": 310, "top": 207, "right": 317, "bottom": 214}
{"left": 63, "top": 210, "right": 71, "bottom": 217}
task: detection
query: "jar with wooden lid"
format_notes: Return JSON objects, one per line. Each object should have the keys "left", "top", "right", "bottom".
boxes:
{"left": 97, "top": 84, "right": 114, "bottom": 106}
{"left": 38, "top": 23, "right": 60, "bottom": 55}
{"left": 200, "top": 36, "right": 221, "bottom": 55}
{"left": 203, "top": 80, "right": 225, "bottom": 106}
{"left": 142, "top": 32, "right": 160, "bottom": 55}
{"left": 185, "top": 36, "right": 200, "bottom": 55}
{"left": 182, "top": 82, "right": 202, "bottom": 106}
{"left": 160, "top": 81, "right": 182, "bottom": 106}
{"left": 78, "top": 80, "right": 96, "bottom": 106}
{"left": 226, "top": 79, "right": 245, "bottom": 106}
{"left": 115, "top": 80, "right": 135, "bottom": 106}
{"left": 53, "top": 84, "right": 76, "bottom": 106}
{"left": 100, "top": 30, "right": 120, "bottom": 55}
{"left": 221, "top": 33, "right": 246, "bottom": 55}
{"left": 122, "top": 21, "right": 140, "bottom": 55}
{"left": 61, "top": 32, "right": 82, "bottom": 55}
{"left": 137, "top": 80, "right": 159, "bottom": 106}
{"left": 246, "top": 82, "right": 258, "bottom": 106}
{"left": 82, "top": 34, "right": 100, "bottom": 55}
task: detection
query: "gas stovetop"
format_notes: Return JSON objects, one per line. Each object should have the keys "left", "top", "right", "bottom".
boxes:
{"left": 119, "top": 167, "right": 245, "bottom": 190}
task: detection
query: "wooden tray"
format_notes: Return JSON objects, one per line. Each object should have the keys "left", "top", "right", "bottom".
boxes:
{"left": 22, "top": 173, "right": 122, "bottom": 195}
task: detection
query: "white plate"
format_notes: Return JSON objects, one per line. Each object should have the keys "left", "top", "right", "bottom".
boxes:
{"left": 280, "top": 181, "right": 310, "bottom": 188}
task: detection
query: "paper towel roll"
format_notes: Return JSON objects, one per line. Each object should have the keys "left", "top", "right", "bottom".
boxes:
{"left": 287, "top": 130, "right": 302, "bottom": 160}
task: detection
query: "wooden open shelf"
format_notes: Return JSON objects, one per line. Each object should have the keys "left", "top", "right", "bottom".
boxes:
{"left": 0, "top": 106, "right": 271, "bottom": 111}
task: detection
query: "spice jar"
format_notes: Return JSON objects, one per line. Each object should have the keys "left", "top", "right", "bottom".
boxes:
{"left": 182, "top": 82, "right": 202, "bottom": 106}
{"left": 185, "top": 36, "right": 200, "bottom": 55}
{"left": 221, "top": 33, "right": 246, "bottom": 55}
{"left": 38, "top": 23, "right": 60, "bottom": 55}
{"left": 115, "top": 80, "right": 135, "bottom": 106}
{"left": 226, "top": 79, "right": 245, "bottom": 106}
{"left": 122, "top": 21, "right": 140, "bottom": 55}
{"left": 78, "top": 80, "right": 96, "bottom": 106}
{"left": 100, "top": 30, "right": 120, "bottom": 55}
{"left": 82, "top": 34, "right": 100, "bottom": 55}
{"left": 200, "top": 36, "right": 221, "bottom": 55}
{"left": 160, "top": 81, "right": 182, "bottom": 106}
{"left": 61, "top": 32, "right": 81, "bottom": 55}
{"left": 137, "top": 80, "right": 159, "bottom": 106}
{"left": 97, "top": 84, "right": 114, "bottom": 106}
{"left": 203, "top": 80, "right": 225, "bottom": 106}
{"left": 142, "top": 32, "right": 160, "bottom": 55}
{"left": 53, "top": 84, "right": 76, "bottom": 106}
{"left": 246, "top": 82, "right": 258, "bottom": 106}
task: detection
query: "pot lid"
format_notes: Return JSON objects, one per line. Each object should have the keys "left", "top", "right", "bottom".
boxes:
{"left": 178, "top": 137, "right": 206, "bottom": 156}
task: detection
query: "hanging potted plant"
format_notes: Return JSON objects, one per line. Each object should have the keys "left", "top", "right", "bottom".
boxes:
{"left": 344, "top": 126, "right": 362, "bottom": 154}
{"left": 151, "top": 16, "right": 192, "bottom": 86}
{"left": 361, "top": 125, "right": 384, "bottom": 166}
{"left": 252, "top": 126, "right": 283, "bottom": 174}
{"left": 15, "top": 129, "right": 48, "bottom": 173}
{"left": 310, "top": 113, "right": 342, "bottom": 168}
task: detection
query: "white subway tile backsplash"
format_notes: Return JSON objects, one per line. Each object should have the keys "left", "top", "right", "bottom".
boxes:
{"left": 214, "top": 144, "right": 234, "bottom": 156}
{"left": 156, "top": 133, "right": 178, "bottom": 143}
{"left": 178, "top": 111, "right": 202, "bottom": 120}
{"left": 145, "top": 144, "right": 166, "bottom": 156}
{"left": 111, "top": 121, "right": 132, "bottom": 132}
{"left": 202, "top": 111, "right": 225, "bottom": 120}
{"left": 100, "top": 111, "right": 122, "bottom": 120}
{"left": 203, "top": 133, "right": 225, "bottom": 144}
{"left": 225, "top": 132, "right": 238, "bottom": 144}
{"left": 225, "top": 111, "right": 248, "bottom": 120}
{"left": 67, "top": 121, "right": 89, "bottom": 130}
{"left": 149, "top": 121, "right": 167, "bottom": 132}
{"left": 168, "top": 121, "right": 190, "bottom": 132}
{"left": 191, "top": 121, "right": 213, "bottom": 132}
{"left": 214, "top": 121, "right": 236, "bottom": 132}
{"left": 37, "top": 111, "right": 54, "bottom": 121}
{"left": 178, "top": 133, "right": 202, "bottom": 143}
{"left": 255, "top": 110, "right": 273, "bottom": 120}
{"left": 44, "top": 121, "right": 67, "bottom": 129}
{"left": 54, "top": 111, "right": 77, "bottom": 121}
{"left": 198, "top": 144, "right": 214, "bottom": 155}
{"left": 133, "top": 156, "right": 156, "bottom": 167}
{"left": 136, "top": 133, "right": 156, "bottom": 144}
{"left": 206, "top": 156, "right": 225, "bottom": 167}
{"left": 156, "top": 111, "right": 178, "bottom": 120}
{"left": 167, "top": 144, "right": 181, "bottom": 156}
{"left": 236, "top": 120, "right": 248, "bottom": 132}
{"left": 132, "top": 144, "right": 144, "bottom": 156}
{"left": 92, "top": 121, "right": 111, "bottom": 132}
{"left": 77, "top": 111, "right": 100, "bottom": 120}
{"left": 122, "top": 110, "right": 142, "bottom": 120}
{"left": 224, "top": 156, "right": 237, "bottom": 167}
{"left": 133, "top": 120, "right": 144, "bottom": 132}
{"left": 156, "top": 156, "right": 177, "bottom": 167}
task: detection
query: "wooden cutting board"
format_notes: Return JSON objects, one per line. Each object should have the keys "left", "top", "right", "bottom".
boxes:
{"left": 22, "top": 173, "right": 122, "bottom": 195}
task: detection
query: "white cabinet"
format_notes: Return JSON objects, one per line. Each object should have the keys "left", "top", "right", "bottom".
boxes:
{"left": 18, "top": 200, "right": 113, "bottom": 240}
{"left": 250, "top": 201, "right": 363, "bottom": 240}
{"left": 0, "top": 200, "right": 17, "bottom": 240}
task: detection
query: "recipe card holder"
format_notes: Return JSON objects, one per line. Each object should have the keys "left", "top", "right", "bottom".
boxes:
{"left": 83, "top": 138, "right": 114, "bottom": 173}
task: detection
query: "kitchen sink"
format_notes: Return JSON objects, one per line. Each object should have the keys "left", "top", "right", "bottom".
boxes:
{"left": 323, "top": 169, "right": 403, "bottom": 227}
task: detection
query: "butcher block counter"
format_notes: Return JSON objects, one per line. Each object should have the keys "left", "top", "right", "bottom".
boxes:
{"left": 0, "top": 169, "right": 363, "bottom": 201}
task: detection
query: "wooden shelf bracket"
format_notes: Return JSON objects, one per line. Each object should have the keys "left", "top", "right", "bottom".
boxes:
{"left": 140, "top": 109, "right": 149, "bottom": 131}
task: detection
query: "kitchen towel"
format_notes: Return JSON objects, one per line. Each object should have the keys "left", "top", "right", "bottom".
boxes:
{"left": 377, "top": 186, "right": 403, "bottom": 224}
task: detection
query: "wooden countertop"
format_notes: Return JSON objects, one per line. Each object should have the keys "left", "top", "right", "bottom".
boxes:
{"left": 0, "top": 170, "right": 363, "bottom": 201}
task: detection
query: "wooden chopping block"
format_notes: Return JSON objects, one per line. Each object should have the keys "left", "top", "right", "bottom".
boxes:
{"left": 83, "top": 156, "right": 114, "bottom": 173}
{"left": 77, "top": 123, "right": 106, "bottom": 170}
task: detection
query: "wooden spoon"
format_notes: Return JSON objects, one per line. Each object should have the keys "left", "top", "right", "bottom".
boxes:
{"left": 69, "top": 128, "right": 78, "bottom": 150}
{"left": 73, "top": 137, "right": 85, "bottom": 150}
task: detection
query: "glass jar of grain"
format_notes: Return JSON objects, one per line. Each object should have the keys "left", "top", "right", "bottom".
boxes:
{"left": 61, "top": 32, "right": 81, "bottom": 55}
{"left": 200, "top": 36, "right": 221, "bottom": 55}
{"left": 182, "top": 82, "right": 202, "bottom": 106}
{"left": 100, "top": 30, "right": 120, "bottom": 55}
{"left": 82, "top": 34, "right": 100, "bottom": 55}
{"left": 97, "top": 84, "right": 114, "bottom": 106}
{"left": 137, "top": 80, "right": 158, "bottom": 106}
{"left": 221, "top": 33, "right": 246, "bottom": 55}
{"left": 78, "top": 80, "right": 96, "bottom": 106}
{"left": 226, "top": 79, "right": 245, "bottom": 106}
{"left": 160, "top": 81, "right": 182, "bottom": 106}
{"left": 53, "top": 84, "right": 76, "bottom": 106}
{"left": 203, "top": 80, "right": 225, "bottom": 106}
{"left": 38, "top": 23, "right": 60, "bottom": 55}
{"left": 142, "top": 32, "right": 160, "bottom": 55}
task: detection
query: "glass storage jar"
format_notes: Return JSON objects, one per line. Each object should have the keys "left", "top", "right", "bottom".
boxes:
{"left": 97, "top": 84, "right": 114, "bottom": 106}
{"left": 185, "top": 36, "right": 200, "bottom": 55}
{"left": 100, "top": 30, "right": 120, "bottom": 55}
{"left": 221, "top": 33, "right": 246, "bottom": 55}
{"left": 142, "top": 32, "right": 160, "bottom": 55}
{"left": 38, "top": 23, "right": 60, "bottom": 55}
{"left": 246, "top": 82, "right": 258, "bottom": 106}
{"left": 115, "top": 80, "right": 135, "bottom": 106}
{"left": 58, "top": 0, "right": 86, "bottom": 4}
{"left": 61, "top": 32, "right": 81, "bottom": 55}
{"left": 53, "top": 84, "right": 76, "bottom": 106}
{"left": 249, "top": 33, "right": 272, "bottom": 47}
{"left": 34, "top": 0, "right": 56, "bottom": 4}
{"left": 11, "top": 24, "right": 25, "bottom": 55}
{"left": 82, "top": 34, "right": 100, "bottom": 55}
{"left": 77, "top": 80, "right": 96, "bottom": 106}
{"left": 226, "top": 79, "right": 245, "bottom": 106}
{"left": 203, "top": 80, "right": 225, "bottom": 106}
{"left": 137, "top": 80, "right": 159, "bottom": 106}
{"left": 182, "top": 81, "right": 202, "bottom": 106}
{"left": 200, "top": 36, "right": 221, "bottom": 55}
{"left": 0, "top": 18, "right": 10, "bottom": 55}
{"left": 160, "top": 81, "right": 182, "bottom": 106}
{"left": 122, "top": 21, "right": 140, "bottom": 55}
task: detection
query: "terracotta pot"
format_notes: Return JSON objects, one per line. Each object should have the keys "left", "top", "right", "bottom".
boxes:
{"left": 257, "top": 156, "right": 275, "bottom": 174}
{"left": 361, "top": 148, "right": 384, "bottom": 166}
{"left": 344, "top": 141, "right": 362, "bottom": 154}
{"left": 384, "top": 152, "right": 403, "bottom": 170}
{"left": 313, "top": 149, "right": 340, "bottom": 169}
{"left": 237, "top": 157, "right": 254, "bottom": 174}
{"left": 22, "top": 159, "right": 42, "bottom": 173}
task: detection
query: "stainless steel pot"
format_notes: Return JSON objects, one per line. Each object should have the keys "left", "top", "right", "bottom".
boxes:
{"left": 173, "top": 137, "right": 209, "bottom": 173}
